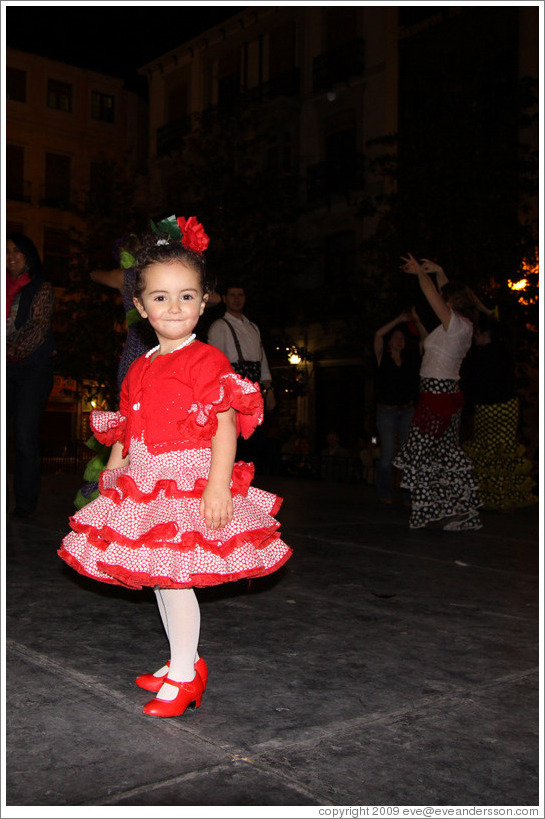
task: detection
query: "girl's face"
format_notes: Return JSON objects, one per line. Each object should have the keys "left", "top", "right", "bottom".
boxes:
{"left": 134, "top": 260, "right": 207, "bottom": 354}
{"left": 6, "top": 240, "right": 28, "bottom": 280}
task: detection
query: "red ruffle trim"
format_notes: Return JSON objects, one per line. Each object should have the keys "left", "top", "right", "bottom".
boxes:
{"left": 90, "top": 410, "right": 127, "bottom": 447}
{"left": 67, "top": 518, "right": 282, "bottom": 555}
{"left": 182, "top": 373, "right": 264, "bottom": 445}
{"left": 98, "top": 460, "right": 255, "bottom": 506}
{"left": 58, "top": 546, "right": 292, "bottom": 590}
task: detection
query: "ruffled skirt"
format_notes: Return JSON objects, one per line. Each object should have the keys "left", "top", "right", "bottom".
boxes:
{"left": 463, "top": 397, "right": 537, "bottom": 511}
{"left": 58, "top": 437, "right": 292, "bottom": 589}
{"left": 393, "top": 378, "right": 482, "bottom": 531}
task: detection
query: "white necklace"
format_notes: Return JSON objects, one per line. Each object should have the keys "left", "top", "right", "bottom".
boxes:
{"left": 146, "top": 334, "right": 196, "bottom": 358}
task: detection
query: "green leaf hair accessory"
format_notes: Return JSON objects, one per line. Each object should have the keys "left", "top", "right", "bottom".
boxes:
{"left": 150, "top": 214, "right": 183, "bottom": 243}
{"left": 119, "top": 250, "right": 136, "bottom": 269}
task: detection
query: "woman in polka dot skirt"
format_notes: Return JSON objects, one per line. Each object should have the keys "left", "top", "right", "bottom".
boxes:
{"left": 393, "top": 253, "right": 482, "bottom": 531}
{"left": 58, "top": 216, "right": 292, "bottom": 717}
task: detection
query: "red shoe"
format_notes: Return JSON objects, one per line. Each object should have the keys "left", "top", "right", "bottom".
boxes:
{"left": 142, "top": 673, "right": 204, "bottom": 718}
{"left": 195, "top": 657, "right": 208, "bottom": 690}
{"left": 136, "top": 658, "right": 208, "bottom": 692}
{"left": 135, "top": 661, "right": 170, "bottom": 692}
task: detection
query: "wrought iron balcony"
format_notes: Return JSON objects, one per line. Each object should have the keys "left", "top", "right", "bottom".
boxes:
{"left": 7, "top": 179, "right": 32, "bottom": 203}
{"left": 245, "top": 68, "right": 301, "bottom": 105}
{"left": 39, "top": 184, "right": 76, "bottom": 210}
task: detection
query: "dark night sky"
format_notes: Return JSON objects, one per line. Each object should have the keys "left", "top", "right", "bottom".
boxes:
{"left": 6, "top": 4, "right": 247, "bottom": 90}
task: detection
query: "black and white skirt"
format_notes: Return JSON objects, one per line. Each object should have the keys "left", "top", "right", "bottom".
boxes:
{"left": 393, "top": 378, "right": 482, "bottom": 531}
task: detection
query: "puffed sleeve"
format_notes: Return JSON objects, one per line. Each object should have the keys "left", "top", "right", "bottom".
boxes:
{"left": 90, "top": 410, "right": 127, "bottom": 447}
{"left": 184, "top": 347, "right": 264, "bottom": 441}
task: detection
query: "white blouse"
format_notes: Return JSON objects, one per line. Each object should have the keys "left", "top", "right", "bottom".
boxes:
{"left": 420, "top": 310, "right": 473, "bottom": 381}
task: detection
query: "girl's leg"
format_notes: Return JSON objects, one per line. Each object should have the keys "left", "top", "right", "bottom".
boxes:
{"left": 156, "top": 587, "right": 201, "bottom": 701}
{"left": 149, "top": 588, "right": 171, "bottom": 678}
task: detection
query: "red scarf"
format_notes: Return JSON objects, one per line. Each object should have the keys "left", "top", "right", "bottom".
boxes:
{"left": 6, "top": 272, "right": 31, "bottom": 318}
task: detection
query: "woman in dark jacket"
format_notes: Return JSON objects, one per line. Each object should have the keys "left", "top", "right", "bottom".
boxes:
{"left": 6, "top": 233, "right": 56, "bottom": 517}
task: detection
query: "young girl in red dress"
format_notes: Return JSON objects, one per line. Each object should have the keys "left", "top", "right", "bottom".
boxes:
{"left": 58, "top": 216, "right": 292, "bottom": 718}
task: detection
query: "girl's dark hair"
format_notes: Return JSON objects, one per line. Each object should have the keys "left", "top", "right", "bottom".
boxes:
{"left": 132, "top": 233, "right": 216, "bottom": 299}
{"left": 7, "top": 232, "right": 44, "bottom": 279}
{"left": 441, "top": 280, "right": 479, "bottom": 324}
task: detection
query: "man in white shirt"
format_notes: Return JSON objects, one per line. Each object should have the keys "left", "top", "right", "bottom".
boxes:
{"left": 208, "top": 284, "right": 274, "bottom": 469}
{"left": 207, "top": 285, "right": 272, "bottom": 390}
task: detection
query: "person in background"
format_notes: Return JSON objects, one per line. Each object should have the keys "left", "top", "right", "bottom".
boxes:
{"left": 6, "top": 233, "right": 56, "bottom": 518}
{"left": 461, "top": 314, "right": 537, "bottom": 511}
{"left": 208, "top": 284, "right": 274, "bottom": 467}
{"left": 373, "top": 309, "right": 426, "bottom": 504}
{"left": 393, "top": 254, "right": 482, "bottom": 531}
{"left": 89, "top": 235, "right": 158, "bottom": 392}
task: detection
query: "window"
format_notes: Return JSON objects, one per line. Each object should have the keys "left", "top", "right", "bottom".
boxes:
{"left": 43, "top": 153, "right": 72, "bottom": 208}
{"left": 7, "top": 67, "right": 26, "bottom": 102}
{"left": 217, "top": 51, "right": 240, "bottom": 108}
{"left": 91, "top": 91, "right": 115, "bottom": 122}
{"left": 269, "top": 23, "right": 296, "bottom": 78}
{"left": 47, "top": 79, "right": 73, "bottom": 112}
{"left": 167, "top": 83, "right": 189, "bottom": 122}
{"left": 7, "top": 145, "right": 29, "bottom": 201}
{"left": 43, "top": 228, "right": 71, "bottom": 287}
{"left": 325, "top": 7, "right": 359, "bottom": 49}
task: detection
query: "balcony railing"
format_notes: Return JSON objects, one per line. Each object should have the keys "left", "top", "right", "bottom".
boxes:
{"left": 245, "top": 68, "right": 301, "bottom": 105}
{"left": 7, "top": 179, "right": 32, "bottom": 203}
{"left": 306, "top": 153, "right": 365, "bottom": 205}
{"left": 156, "top": 115, "right": 192, "bottom": 157}
{"left": 39, "top": 184, "right": 76, "bottom": 210}
{"left": 312, "top": 39, "right": 365, "bottom": 91}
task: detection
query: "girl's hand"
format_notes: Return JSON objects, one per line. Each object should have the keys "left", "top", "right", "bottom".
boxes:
{"left": 400, "top": 253, "right": 423, "bottom": 275}
{"left": 420, "top": 258, "right": 444, "bottom": 275}
{"left": 199, "top": 484, "right": 234, "bottom": 530}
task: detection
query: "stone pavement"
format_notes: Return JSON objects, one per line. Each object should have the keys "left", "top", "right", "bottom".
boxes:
{"left": 3, "top": 472, "right": 540, "bottom": 810}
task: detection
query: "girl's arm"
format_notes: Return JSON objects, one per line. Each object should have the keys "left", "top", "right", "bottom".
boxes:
{"left": 420, "top": 258, "right": 449, "bottom": 290}
{"left": 200, "top": 408, "right": 237, "bottom": 529}
{"left": 90, "top": 268, "right": 125, "bottom": 292}
{"left": 410, "top": 308, "right": 428, "bottom": 347}
{"left": 401, "top": 253, "right": 452, "bottom": 330}
{"left": 105, "top": 441, "right": 130, "bottom": 470}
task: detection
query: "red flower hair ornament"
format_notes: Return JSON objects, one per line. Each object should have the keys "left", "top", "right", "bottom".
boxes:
{"left": 177, "top": 216, "right": 210, "bottom": 252}
{"left": 150, "top": 214, "right": 210, "bottom": 253}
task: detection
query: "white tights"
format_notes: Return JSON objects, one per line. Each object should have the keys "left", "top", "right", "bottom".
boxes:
{"left": 153, "top": 587, "right": 201, "bottom": 701}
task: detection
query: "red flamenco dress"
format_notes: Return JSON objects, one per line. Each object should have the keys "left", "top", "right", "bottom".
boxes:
{"left": 58, "top": 340, "right": 292, "bottom": 589}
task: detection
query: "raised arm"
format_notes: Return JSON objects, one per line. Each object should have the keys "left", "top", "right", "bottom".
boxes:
{"left": 420, "top": 258, "right": 449, "bottom": 290}
{"left": 374, "top": 312, "right": 413, "bottom": 365}
{"left": 199, "top": 407, "right": 237, "bottom": 530}
{"left": 401, "top": 253, "right": 452, "bottom": 330}
{"left": 90, "top": 268, "right": 125, "bottom": 292}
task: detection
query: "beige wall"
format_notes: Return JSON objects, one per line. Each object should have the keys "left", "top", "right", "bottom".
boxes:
{"left": 6, "top": 47, "right": 146, "bottom": 263}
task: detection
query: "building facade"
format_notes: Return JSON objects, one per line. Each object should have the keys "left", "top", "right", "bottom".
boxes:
{"left": 139, "top": 4, "right": 538, "bottom": 458}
